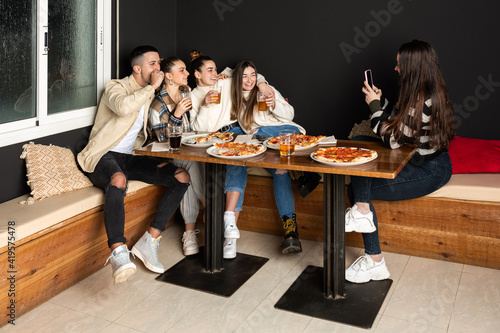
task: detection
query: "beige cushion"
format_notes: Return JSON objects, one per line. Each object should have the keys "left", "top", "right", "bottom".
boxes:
{"left": 20, "top": 143, "right": 93, "bottom": 201}
{"left": 0, "top": 181, "right": 151, "bottom": 243}
{"left": 426, "top": 173, "right": 500, "bottom": 202}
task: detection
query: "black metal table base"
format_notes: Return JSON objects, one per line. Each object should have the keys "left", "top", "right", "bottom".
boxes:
{"left": 275, "top": 265, "right": 392, "bottom": 329}
{"left": 156, "top": 247, "right": 268, "bottom": 297}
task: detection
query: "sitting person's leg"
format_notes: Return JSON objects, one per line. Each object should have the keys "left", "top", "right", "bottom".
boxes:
{"left": 173, "top": 159, "right": 205, "bottom": 256}
{"left": 126, "top": 155, "right": 189, "bottom": 273}
{"left": 87, "top": 152, "right": 136, "bottom": 284}
{"left": 223, "top": 164, "right": 248, "bottom": 259}
{"left": 267, "top": 168, "right": 302, "bottom": 254}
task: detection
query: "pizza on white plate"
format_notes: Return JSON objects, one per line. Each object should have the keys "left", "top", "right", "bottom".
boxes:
{"left": 312, "top": 147, "right": 377, "bottom": 163}
{"left": 267, "top": 134, "right": 326, "bottom": 148}
{"left": 213, "top": 142, "right": 265, "bottom": 156}
{"left": 195, "top": 131, "right": 233, "bottom": 143}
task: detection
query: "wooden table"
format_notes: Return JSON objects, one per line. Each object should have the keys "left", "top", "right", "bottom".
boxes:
{"left": 136, "top": 139, "right": 415, "bottom": 328}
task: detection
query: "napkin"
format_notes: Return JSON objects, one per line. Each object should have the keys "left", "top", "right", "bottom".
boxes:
{"left": 318, "top": 135, "right": 337, "bottom": 146}
{"left": 234, "top": 134, "right": 260, "bottom": 144}
{"left": 150, "top": 142, "right": 170, "bottom": 151}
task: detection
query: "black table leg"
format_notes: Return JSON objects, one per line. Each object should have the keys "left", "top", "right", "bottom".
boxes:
{"left": 156, "top": 162, "right": 268, "bottom": 297}
{"left": 275, "top": 174, "right": 392, "bottom": 329}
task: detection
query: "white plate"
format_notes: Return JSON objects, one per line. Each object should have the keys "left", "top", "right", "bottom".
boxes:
{"left": 206, "top": 145, "right": 267, "bottom": 160}
{"left": 263, "top": 138, "right": 319, "bottom": 151}
{"left": 182, "top": 134, "right": 228, "bottom": 147}
{"left": 310, "top": 147, "right": 378, "bottom": 166}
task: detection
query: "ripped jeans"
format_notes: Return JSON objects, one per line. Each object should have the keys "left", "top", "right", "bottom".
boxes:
{"left": 87, "top": 151, "right": 188, "bottom": 247}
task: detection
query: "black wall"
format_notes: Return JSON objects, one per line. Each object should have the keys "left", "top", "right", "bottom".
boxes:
{"left": 1, "top": 0, "right": 499, "bottom": 203}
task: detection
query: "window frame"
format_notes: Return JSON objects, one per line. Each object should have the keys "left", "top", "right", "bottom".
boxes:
{"left": 0, "top": 0, "right": 112, "bottom": 148}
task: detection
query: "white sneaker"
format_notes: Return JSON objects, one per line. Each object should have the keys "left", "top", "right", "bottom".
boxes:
{"left": 105, "top": 245, "right": 136, "bottom": 284}
{"left": 345, "top": 205, "right": 376, "bottom": 233}
{"left": 223, "top": 238, "right": 237, "bottom": 259}
{"left": 182, "top": 229, "right": 200, "bottom": 256}
{"left": 131, "top": 231, "right": 165, "bottom": 273}
{"left": 224, "top": 212, "right": 240, "bottom": 239}
{"left": 346, "top": 254, "right": 390, "bottom": 283}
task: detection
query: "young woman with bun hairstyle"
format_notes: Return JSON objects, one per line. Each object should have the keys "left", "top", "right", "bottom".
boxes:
{"left": 148, "top": 56, "right": 204, "bottom": 257}
{"left": 345, "top": 40, "right": 455, "bottom": 283}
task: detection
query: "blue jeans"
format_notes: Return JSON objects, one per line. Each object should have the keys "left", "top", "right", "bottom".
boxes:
{"left": 87, "top": 151, "right": 188, "bottom": 247}
{"left": 225, "top": 125, "right": 299, "bottom": 218}
{"left": 348, "top": 149, "right": 452, "bottom": 255}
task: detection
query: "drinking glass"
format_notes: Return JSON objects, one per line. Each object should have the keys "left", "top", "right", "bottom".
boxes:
{"left": 279, "top": 129, "right": 296, "bottom": 157}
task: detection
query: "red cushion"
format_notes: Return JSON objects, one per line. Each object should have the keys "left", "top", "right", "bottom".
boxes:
{"left": 448, "top": 136, "right": 500, "bottom": 174}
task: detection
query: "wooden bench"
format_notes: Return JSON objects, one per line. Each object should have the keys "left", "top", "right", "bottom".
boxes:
{"left": 238, "top": 171, "right": 500, "bottom": 270}
{"left": 0, "top": 181, "right": 166, "bottom": 327}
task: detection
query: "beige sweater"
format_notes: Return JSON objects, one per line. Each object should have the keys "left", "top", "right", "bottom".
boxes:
{"left": 77, "top": 75, "right": 155, "bottom": 173}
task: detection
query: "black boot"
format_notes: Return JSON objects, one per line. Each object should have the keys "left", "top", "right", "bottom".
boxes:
{"left": 281, "top": 214, "right": 302, "bottom": 254}
{"left": 297, "top": 172, "right": 321, "bottom": 198}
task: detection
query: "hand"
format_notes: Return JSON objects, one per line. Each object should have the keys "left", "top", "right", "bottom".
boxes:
{"left": 202, "top": 90, "right": 218, "bottom": 107}
{"left": 150, "top": 70, "right": 165, "bottom": 90}
{"left": 265, "top": 94, "right": 275, "bottom": 109}
{"left": 175, "top": 96, "right": 192, "bottom": 117}
{"left": 362, "top": 81, "right": 382, "bottom": 105}
{"left": 257, "top": 82, "right": 275, "bottom": 99}
{"left": 217, "top": 73, "right": 229, "bottom": 80}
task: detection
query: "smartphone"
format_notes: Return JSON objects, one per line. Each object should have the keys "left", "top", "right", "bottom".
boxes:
{"left": 364, "top": 69, "right": 374, "bottom": 88}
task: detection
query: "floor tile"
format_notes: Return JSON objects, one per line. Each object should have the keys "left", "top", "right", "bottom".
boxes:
{"left": 375, "top": 315, "right": 446, "bottom": 333}
{"left": 34, "top": 309, "right": 111, "bottom": 333}
{"left": 0, "top": 302, "right": 69, "bottom": 332}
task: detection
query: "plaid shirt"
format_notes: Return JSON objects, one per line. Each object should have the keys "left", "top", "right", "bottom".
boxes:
{"left": 148, "top": 86, "right": 191, "bottom": 141}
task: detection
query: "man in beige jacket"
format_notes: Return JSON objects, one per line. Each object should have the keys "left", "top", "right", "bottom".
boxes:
{"left": 78, "top": 45, "right": 189, "bottom": 284}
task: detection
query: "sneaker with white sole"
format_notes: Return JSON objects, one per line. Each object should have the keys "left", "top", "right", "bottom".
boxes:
{"left": 182, "top": 229, "right": 200, "bottom": 256}
{"left": 345, "top": 204, "right": 376, "bottom": 233}
{"left": 131, "top": 231, "right": 164, "bottom": 273}
{"left": 224, "top": 212, "right": 240, "bottom": 239}
{"left": 346, "top": 254, "right": 390, "bottom": 283}
{"left": 105, "top": 244, "right": 136, "bottom": 284}
{"left": 223, "top": 238, "right": 237, "bottom": 259}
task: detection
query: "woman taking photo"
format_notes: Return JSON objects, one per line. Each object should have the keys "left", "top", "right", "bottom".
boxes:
{"left": 345, "top": 40, "right": 455, "bottom": 283}
{"left": 149, "top": 56, "right": 204, "bottom": 257}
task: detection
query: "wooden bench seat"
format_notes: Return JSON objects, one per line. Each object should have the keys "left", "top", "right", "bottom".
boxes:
{"left": 0, "top": 182, "right": 166, "bottom": 327}
{"left": 238, "top": 173, "right": 500, "bottom": 270}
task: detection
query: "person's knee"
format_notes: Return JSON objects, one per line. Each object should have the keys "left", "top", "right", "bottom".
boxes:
{"left": 174, "top": 168, "right": 190, "bottom": 184}
{"left": 110, "top": 172, "right": 126, "bottom": 189}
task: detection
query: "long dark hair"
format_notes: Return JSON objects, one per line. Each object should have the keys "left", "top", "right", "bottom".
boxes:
{"left": 231, "top": 59, "right": 258, "bottom": 126}
{"left": 384, "top": 40, "right": 455, "bottom": 150}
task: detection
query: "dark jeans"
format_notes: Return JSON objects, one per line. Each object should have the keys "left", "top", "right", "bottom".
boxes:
{"left": 347, "top": 138, "right": 452, "bottom": 255}
{"left": 87, "top": 151, "right": 188, "bottom": 247}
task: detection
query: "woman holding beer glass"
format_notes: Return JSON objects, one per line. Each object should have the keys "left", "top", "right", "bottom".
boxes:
{"left": 225, "top": 59, "right": 306, "bottom": 257}
{"left": 345, "top": 40, "right": 455, "bottom": 283}
{"left": 148, "top": 56, "right": 205, "bottom": 257}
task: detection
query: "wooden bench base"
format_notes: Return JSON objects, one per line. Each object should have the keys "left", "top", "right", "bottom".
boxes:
{"left": 239, "top": 175, "right": 500, "bottom": 269}
{"left": 0, "top": 185, "right": 166, "bottom": 327}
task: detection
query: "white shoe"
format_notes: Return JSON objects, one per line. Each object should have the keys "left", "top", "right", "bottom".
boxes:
{"left": 105, "top": 245, "right": 136, "bottom": 284}
{"left": 131, "top": 231, "right": 164, "bottom": 273}
{"left": 346, "top": 254, "right": 390, "bottom": 283}
{"left": 182, "top": 229, "right": 200, "bottom": 256}
{"left": 223, "top": 238, "right": 237, "bottom": 259}
{"left": 345, "top": 205, "right": 376, "bottom": 233}
{"left": 224, "top": 212, "right": 240, "bottom": 239}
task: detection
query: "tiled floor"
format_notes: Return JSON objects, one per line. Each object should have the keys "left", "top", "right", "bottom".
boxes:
{"left": 3, "top": 223, "right": 500, "bottom": 332}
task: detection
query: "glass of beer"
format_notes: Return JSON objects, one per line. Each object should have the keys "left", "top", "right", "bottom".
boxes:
{"left": 279, "top": 129, "right": 296, "bottom": 157}
{"left": 257, "top": 92, "right": 268, "bottom": 111}
{"left": 167, "top": 124, "right": 183, "bottom": 152}
{"left": 210, "top": 85, "right": 222, "bottom": 104}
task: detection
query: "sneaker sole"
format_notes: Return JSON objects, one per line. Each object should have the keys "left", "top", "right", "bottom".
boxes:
{"left": 224, "top": 230, "right": 240, "bottom": 239}
{"left": 113, "top": 264, "right": 136, "bottom": 284}
{"left": 281, "top": 239, "right": 302, "bottom": 254}
{"left": 223, "top": 252, "right": 237, "bottom": 259}
{"left": 184, "top": 247, "right": 199, "bottom": 256}
{"left": 131, "top": 247, "right": 164, "bottom": 273}
{"left": 346, "top": 272, "right": 390, "bottom": 284}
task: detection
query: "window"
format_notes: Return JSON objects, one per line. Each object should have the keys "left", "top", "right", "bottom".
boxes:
{"left": 0, "top": 0, "right": 111, "bottom": 147}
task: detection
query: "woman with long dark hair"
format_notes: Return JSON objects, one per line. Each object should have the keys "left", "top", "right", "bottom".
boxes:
{"left": 345, "top": 40, "right": 455, "bottom": 283}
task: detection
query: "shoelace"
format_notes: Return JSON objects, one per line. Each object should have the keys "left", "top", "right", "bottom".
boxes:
{"left": 104, "top": 248, "right": 135, "bottom": 266}
{"left": 283, "top": 218, "right": 295, "bottom": 234}
{"left": 350, "top": 255, "right": 368, "bottom": 271}
{"left": 182, "top": 229, "right": 200, "bottom": 242}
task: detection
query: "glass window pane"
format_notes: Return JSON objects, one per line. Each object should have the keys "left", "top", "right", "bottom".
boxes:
{"left": 48, "top": 0, "right": 97, "bottom": 114}
{"left": 0, "top": 0, "right": 36, "bottom": 124}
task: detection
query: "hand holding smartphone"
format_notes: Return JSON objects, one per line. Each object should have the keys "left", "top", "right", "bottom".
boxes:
{"left": 364, "top": 69, "right": 374, "bottom": 88}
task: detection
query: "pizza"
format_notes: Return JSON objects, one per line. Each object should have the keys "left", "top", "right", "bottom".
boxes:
{"left": 313, "top": 147, "right": 377, "bottom": 164}
{"left": 213, "top": 142, "right": 265, "bottom": 156}
{"left": 267, "top": 134, "right": 326, "bottom": 148}
{"left": 195, "top": 131, "right": 233, "bottom": 143}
